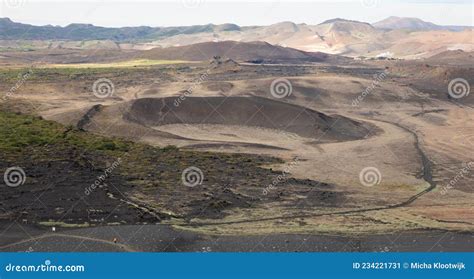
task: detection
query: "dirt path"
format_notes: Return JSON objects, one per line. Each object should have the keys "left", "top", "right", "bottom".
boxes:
{"left": 0, "top": 233, "right": 136, "bottom": 252}
{"left": 381, "top": 120, "right": 436, "bottom": 206}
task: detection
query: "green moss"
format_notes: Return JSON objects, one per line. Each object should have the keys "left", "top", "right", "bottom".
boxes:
{"left": 0, "top": 110, "right": 134, "bottom": 155}
{"left": 0, "top": 65, "right": 173, "bottom": 83}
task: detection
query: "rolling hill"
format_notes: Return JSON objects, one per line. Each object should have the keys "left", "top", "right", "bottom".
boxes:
{"left": 139, "top": 41, "right": 335, "bottom": 63}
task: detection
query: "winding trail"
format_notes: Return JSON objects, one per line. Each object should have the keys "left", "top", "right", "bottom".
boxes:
{"left": 186, "top": 118, "right": 438, "bottom": 227}
{"left": 0, "top": 233, "right": 136, "bottom": 252}
{"left": 382, "top": 120, "right": 436, "bottom": 206}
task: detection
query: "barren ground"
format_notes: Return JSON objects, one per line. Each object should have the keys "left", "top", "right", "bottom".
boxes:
{"left": 0, "top": 55, "right": 472, "bottom": 251}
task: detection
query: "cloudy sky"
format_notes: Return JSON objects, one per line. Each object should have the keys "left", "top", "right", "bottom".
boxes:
{"left": 1, "top": 0, "right": 472, "bottom": 27}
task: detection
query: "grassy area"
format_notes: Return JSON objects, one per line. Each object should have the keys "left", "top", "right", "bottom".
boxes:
{"left": 46, "top": 59, "right": 194, "bottom": 69}
{"left": 0, "top": 108, "right": 285, "bottom": 225}
{"left": 0, "top": 110, "right": 130, "bottom": 154}
{"left": 0, "top": 61, "right": 187, "bottom": 83}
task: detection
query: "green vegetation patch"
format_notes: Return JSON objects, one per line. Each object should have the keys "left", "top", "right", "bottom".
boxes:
{"left": 0, "top": 108, "right": 286, "bottom": 225}
{"left": 47, "top": 59, "right": 193, "bottom": 69}
{"left": 0, "top": 110, "right": 130, "bottom": 154}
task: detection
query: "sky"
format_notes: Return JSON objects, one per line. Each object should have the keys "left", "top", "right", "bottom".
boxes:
{"left": 0, "top": 0, "right": 472, "bottom": 27}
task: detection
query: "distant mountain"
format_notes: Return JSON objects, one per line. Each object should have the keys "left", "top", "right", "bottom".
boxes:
{"left": 319, "top": 18, "right": 372, "bottom": 26}
{"left": 0, "top": 17, "right": 472, "bottom": 59}
{"left": 317, "top": 18, "right": 377, "bottom": 34}
{"left": 0, "top": 18, "right": 154, "bottom": 41}
{"left": 373, "top": 16, "right": 471, "bottom": 31}
{"left": 373, "top": 16, "right": 439, "bottom": 31}
{"left": 0, "top": 18, "right": 240, "bottom": 41}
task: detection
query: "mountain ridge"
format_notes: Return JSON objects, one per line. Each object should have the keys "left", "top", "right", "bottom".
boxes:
{"left": 1, "top": 17, "right": 471, "bottom": 41}
{"left": 1, "top": 17, "right": 472, "bottom": 58}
